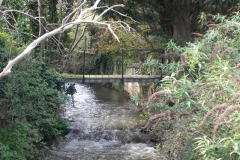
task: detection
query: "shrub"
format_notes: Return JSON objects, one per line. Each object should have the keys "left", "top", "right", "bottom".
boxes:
{"left": 0, "top": 44, "right": 69, "bottom": 159}
{"left": 142, "top": 13, "right": 240, "bottom": 159}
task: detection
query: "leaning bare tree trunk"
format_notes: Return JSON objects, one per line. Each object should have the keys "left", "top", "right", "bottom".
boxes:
{"left": 0, "top": 0, "right": 132, "bottom": 79}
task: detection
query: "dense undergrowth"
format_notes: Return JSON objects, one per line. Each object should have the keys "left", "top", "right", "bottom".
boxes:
{"left": 0, "top": 33, "right": 69, "bottom": 159}
{"left": 138, "top": 13, "right": 240, "bottom": 159}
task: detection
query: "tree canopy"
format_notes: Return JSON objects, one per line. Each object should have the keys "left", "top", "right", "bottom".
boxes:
{"left": 89, "top": 0, "right": 239, "bottom": 52}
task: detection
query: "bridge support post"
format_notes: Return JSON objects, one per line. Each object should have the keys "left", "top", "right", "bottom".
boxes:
{"left": 121, "top": 51, "right": 124, "bottom": 84}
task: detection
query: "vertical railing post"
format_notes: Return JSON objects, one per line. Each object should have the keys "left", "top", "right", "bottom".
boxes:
{"left": 121, "top": 51, "right": 124, "bottom": 84}
{"left": 82, "top": 36, "right": 86, "bottom": 84}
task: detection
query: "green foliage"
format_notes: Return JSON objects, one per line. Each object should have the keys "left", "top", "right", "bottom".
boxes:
{"left": 194, "top": 135, "right": 240, "bottom": 160}
{"left": 0, "top": 32, "right": 12, "bottom": 69}
{"left": 0, "top": 34, "right": 69, "bottom": 159}
{"left": 97, "top": 0, "right": 238, "bottom": 43}
{"left": 0, "top": 60, "right": 69, "bottom": 159}
{"left": 0, "top": 0, "right": 74, "bottom": 156}
{"left": 0, "top": 32, "right": 11, "bottom": 50}
{"left": 139, "top": 111, "right": 151, "bottom": 121}
{"left": 0, "top": 123, "right": 40, "bottom": 160}
{"left": 143, "top": 12, "right": 240, "bottom": 159}
{"left": 39, "top": 118, "right": 69, "bottom": 139}
{"left": 65, "top": 83, "right": 77, "bottom": 96}
{"left": 130, "top": 96, "right": 140, "bottom": 106}
{"left": 198, "top": 12, "right": 207, "bottom": 28}
{"left": 141, "top": 57, "right": 161, "bottom": 75}
{"left": 182, "top": 151, "right": 201, "bottom": 160}
{"left": 89, "top": 54, "right": 122, "bottom": 75}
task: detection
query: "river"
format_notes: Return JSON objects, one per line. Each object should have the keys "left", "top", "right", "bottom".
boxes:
{"left": 44, "top": 83, "right": 166, "bottom": 160}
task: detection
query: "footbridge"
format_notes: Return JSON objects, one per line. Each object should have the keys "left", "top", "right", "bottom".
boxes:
{"left": 65, "top": 74, "right": 162, "bottom": 84}
{"left": 64, "top": 47, "right": 165, "bottom": 84}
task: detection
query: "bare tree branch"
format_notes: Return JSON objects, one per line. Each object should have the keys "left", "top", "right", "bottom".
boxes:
{"left": 69, "top": 25, "right": 87, "bottom": 54}
{"left": 0, "top": 0, "right": 131, "bottom": 79}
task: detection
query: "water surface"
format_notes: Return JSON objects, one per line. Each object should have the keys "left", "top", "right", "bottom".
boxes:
{"left": 46, "top": 83, "right": 166, "bottom": 160}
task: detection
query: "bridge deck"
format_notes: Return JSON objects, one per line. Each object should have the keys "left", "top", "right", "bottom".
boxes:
{"left": 65, "top": 74, "right": 162, "bottom": 83}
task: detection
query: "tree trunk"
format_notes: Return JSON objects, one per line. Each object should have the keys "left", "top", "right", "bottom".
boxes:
{"left": 172, "top": 0, "right": 191, "bottom": 41}
{"left": 38, "top": 0, "right": 45, "bottom": 55}
{"left": 157, "top": 0, "right": 192, "bottom": 41}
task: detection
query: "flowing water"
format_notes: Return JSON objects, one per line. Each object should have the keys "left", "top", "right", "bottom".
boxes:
{"left": 45, "top": 83, "right": 166, "bottom": 160}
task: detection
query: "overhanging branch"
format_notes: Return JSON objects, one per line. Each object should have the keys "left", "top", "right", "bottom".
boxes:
{"left": 0, "top": 0, "right": 131, "bottom": 79}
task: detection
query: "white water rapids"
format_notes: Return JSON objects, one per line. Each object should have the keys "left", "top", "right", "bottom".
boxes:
{"left": 44, "top": 83, "right": 167, "bottom": 160}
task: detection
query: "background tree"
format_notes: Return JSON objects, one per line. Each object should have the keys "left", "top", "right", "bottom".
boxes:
{"left": 89, "top": 0, "right": 239, "bottom": 51}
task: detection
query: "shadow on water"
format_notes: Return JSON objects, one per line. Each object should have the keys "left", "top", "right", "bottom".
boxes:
{"left": 43, "top": 83, "right": 167, "bottom": 160}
